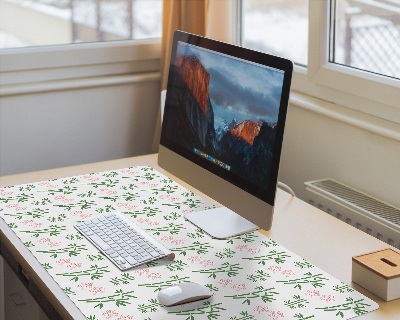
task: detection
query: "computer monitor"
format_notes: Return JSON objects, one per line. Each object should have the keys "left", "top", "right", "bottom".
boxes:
{"left": 158, "top": 31, "right": 292, "bottom": 239}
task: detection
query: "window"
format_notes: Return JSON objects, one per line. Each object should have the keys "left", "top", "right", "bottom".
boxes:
{"left": 241, "top": 0, "right": 308, "bottom": 66}
{"left": 0, "top": 0, "right": 162, "bottom": 94}
{"left": 329, "top": 0, "right": 400, "bottom": 80}
{"left": 0, "top": 0, "right": 162, "bottom": 48}
{"left": 240, "top": 0, "right": 400, "bottom": 124}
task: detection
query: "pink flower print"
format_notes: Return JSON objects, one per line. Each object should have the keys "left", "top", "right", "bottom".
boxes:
{"left": 159, "top": 194, "right": 179, "bottom": 202}
{"left": 253, "top": 305, "right": 269, "bottom": 314}
{"left": 67, "top": 263, "right": 82, "bottom": 270}
{"left": 305, "top": 289, "right": 320, "bottom": 297}
{"left": 218, "top": 279, "right": 233, "bottom": 287}
{"left": 199, "top": 259, "right": 214, "bottom": 267}
{"left": 188, "top": 255, "right": 201, "bottom": 263}
{"left": 267, "top": 266, "right": 282, "bottom": 273}
{"left": 0, "top": 190, "right": 13, "bottom": 196}
{"left": 171, "top": 239, "right": 185, "bottom": 245}
{"left": 121, "top": 168, "right": 138, "bottom": 175}
{"left": 99, "top": 188, "right": 117, "bottom": 195}
{"left": 102, "top": 309, "right": 119, "bottom": 319}
{"left": 83, "top": 175, "right": 100, "bottom": 182}
{"left": 231, "top": 283, "right": 246, "bottom": 291}
{"left": 56, "top": 258, "right": 71, "bottom": 266}
{"left": 38, "top": 181, "right": 58, "bottom": 189}
{"left": 70, "top": 210, "right": 92, "bottom": 219}
{"left": 247, "top": 248, "right": 261, "bottom": 254}
{"left": 117, "top": 202, "right": 138, "bottom": 211}
{"left": 134, "top": 268, "right": 149, "bottom": 276}
{"left": 117, "top": 315, "right": 134, "bottom": 320}
{"left": 54, "top": 195, "right": 74, "bottom": 203}
{"left": 235, "top": 244, "right": 249, "bottom": 251}
{"left": 6, "top": 204, "right": 27, "bottom": 211}
{"left": 161, "top": 235, "right": 174, "bottom": 242}
{"left": 269, "top": 310, "right": 285, "bottom": 320}
{"left": 182, "top": 209, "right": 194, "bottom": 214}
{"left": 139, "top": 181, "right": 158, "bottom": 188}
{"left": 321, "top": 294, "right": 335, "bottom": 302}
{"left": 148, "top": 273, "right": 162, "bottom": 280}
{"left": 281, "top": 269, "right": 295, "bottom": 277}
{"left": 21, "top": 220, "right": 43, "bottom": 228}
{"left": 89, "top": 286, "right": 106, "bottom": 295}
{"left": 78, "top": 282, "right": 93, "bottom": 290}
{"left": 38, "top": 237, "right": 61, "bottom": 247}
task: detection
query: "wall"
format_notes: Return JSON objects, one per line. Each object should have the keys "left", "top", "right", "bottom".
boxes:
{"left": 279, "top": 98, "right": 400, "bottom": 209}
{"left": 0, "top": 78, "right": 161, "bottom": 176}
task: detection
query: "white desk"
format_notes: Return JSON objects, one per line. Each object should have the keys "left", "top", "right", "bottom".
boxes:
{"left": 0, "top": 154, "right": 399, "bottom": 319}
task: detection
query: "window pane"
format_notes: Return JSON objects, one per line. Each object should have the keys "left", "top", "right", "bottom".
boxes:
{"left": 241, "top": 0, "right": 308, "bottom": 66}
{"left": 0, "top": 0, "right": 162, "bottom": 49}
{"left": 330, "top": 0, "right": 400, "bottom": 79}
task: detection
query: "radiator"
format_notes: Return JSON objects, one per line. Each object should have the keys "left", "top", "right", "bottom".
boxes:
{"left": 304, "top": 179, "right": 400, "bottom": 250}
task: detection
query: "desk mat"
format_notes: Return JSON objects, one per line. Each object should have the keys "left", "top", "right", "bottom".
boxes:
{"left": 0, "top": 166, "right": 378, "bottom": 320}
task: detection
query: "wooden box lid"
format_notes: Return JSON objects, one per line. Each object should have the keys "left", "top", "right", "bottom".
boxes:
{"left": 353, "top": 248, "right": 400, "bottom": 280}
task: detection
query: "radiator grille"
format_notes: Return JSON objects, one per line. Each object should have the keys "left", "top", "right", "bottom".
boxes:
{"left": 309, "top": 179, "right": 400, "bottom": 226}
{"left": 305, "top": 179, "right": 400, "bottom": 249}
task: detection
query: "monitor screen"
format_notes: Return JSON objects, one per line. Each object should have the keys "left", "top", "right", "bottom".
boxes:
{"left": 159, "top": 31, "right": 292, "bottom": 238}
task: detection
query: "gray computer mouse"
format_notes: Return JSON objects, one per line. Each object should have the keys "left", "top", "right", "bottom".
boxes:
{"left": 157, "top": 282, "right": 212, "bottom": 306}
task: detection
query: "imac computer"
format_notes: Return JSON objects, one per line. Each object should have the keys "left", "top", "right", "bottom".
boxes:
{"left": 158, "top": 31, "right": 293, "bottom": 239}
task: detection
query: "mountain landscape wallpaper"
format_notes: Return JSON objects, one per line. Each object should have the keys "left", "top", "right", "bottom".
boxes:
{"left": 163, "top": 42, "right": 285, "bottom": 191}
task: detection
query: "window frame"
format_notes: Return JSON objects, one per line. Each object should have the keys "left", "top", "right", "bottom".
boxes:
{"left": 237, "top": 0, "right": 400, "bottom": 125}
{"left": 0, "top": 39, "right": 161, "bottom": 91}
{"left": 306, "top": 0, "right": 400, "bottom": 123}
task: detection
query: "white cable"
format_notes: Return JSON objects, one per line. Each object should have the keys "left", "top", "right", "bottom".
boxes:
{"left": 277, "top": 181, "right": 296, "bottom": 197}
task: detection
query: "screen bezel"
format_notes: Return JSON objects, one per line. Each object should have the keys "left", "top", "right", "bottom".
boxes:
{"left": 160, "top": 30, "right": 292, "bottom": 206}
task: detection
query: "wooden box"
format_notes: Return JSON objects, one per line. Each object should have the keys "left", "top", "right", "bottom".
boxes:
{"left": 352, "top": 248, "right": 400, "bottom": 301}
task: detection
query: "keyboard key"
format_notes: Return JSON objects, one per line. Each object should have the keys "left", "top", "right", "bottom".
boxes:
{"left": 74, "top": 211, "right": 174, "bottom": 270}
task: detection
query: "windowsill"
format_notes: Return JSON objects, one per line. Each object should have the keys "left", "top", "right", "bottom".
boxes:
{"left": 289, "top": 91, "right": 400, "bottom": 142}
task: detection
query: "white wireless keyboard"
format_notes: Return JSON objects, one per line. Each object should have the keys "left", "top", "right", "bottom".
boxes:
{"left": 74, "top": 211, "right": 175, "bottom": 270}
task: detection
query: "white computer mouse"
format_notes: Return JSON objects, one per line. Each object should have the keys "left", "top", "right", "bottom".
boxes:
{"left": 157, "top": 282, "right": 212, "bottom": 306}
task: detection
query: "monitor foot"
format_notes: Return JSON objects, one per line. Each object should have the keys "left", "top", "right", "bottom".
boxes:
{"left": 185, "top": 207, "right": 259, "bottom": 239}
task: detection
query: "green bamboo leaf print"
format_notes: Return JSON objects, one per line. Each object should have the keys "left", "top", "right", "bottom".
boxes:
{"left": 227, "top": 232, "right": 258, "bottom": 244}
{"left": 284, "top": 294, "right": 309, "bottom": 309}
{"left": 333, "top": 284, "right": 354, "bottom": 294}
{"left": 56, "top": 265, "right": 110, "bottom": 282}
{"left": 224, "top": 286, "right": 279, "bottom": 305}
{"left": 150, "top": 185, "right": 179, "bottom": 195}
{"left": 315, "top": 297, "right": 373, "bottom": 318}
{"left": 37, "top": 243, "right": 88, "bottom": 258}
{"left": 243, "top": 250, "right": 291, "bottom": 265}
{"left": 294, "top": 260, "right": 314, "bottom": 269}
{"left": 1, "top": 193, "right": 34, "bottom": 203}
{"left": 193, "top": 262, "right": 243, "bottom": 279}
{"left": 110, "top": 273, "right": 135, "bottom": 285}
{"left": 63, "top": 287, "right": 76, "bottom": 296}
{"left": 78, "top": 289, "right": 137, "bottom": 309}
{"left": 4, "top": 208, "right": 49, "bottom": 220}
{"left": 229, "top": 311, "right": 256, "bottom": 320}
{"left": 276, "top": 272, "right": 329, "bottom": 290}
{"left": 124, "top": 206, "right": 161, "bottom": 218}
{"left": 161, "top": 198, "right": 202, "bottom": 209}
{"left": 40, "top": 186, "right": 77, "bottom": 195}
{"left": 121, "top": 192, "right": 139, "bottom": 201}
{"left": 137, "top": 298, "right": 161, "bottom": 313}
{"left": 166, "top": 260, "right": 188, "bottom": 272}
{"left": 247, "top": 270, "right": 270, "bottom": 282}
{"left": 171, "top": 241, "right": 213, "bottom": 256}
{"left": 215, "top": 248, "right": 236, "bottom": 259}
{"left": 20, "top": 225, "right": 67, "bottom": 237}
{"left": 146, "top": 223, "right": 185, "bottom": 235}
{"left": 168, "top": 301, "right": 226, "bottom": 319}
